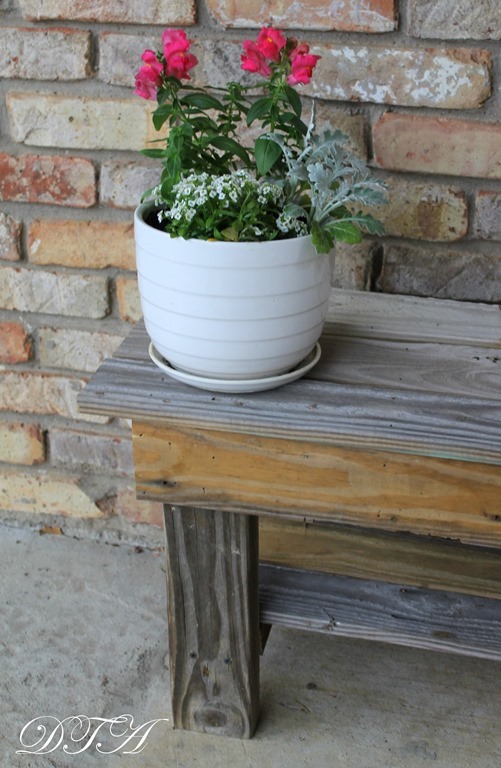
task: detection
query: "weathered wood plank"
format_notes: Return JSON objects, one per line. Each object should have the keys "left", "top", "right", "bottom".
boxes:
{"left": 134, "top": 423, "right": 501, "bottom": 547}
{"left": 327, "top": 290, "right": 501, "bottom": 347}
{"left": 79, "top": 355, "right": 501, "bottom": 465}
{"left": 164, "top": 506, "right": 260, "bottom": 738}
{"left": 259, "top": 564, "right": 501, "bottom": 660}
{"left": 259, "top": 519, "right": 501, "bottom": 599}
{"left": 316, "top": 335, "right": 501, "bottom": 400}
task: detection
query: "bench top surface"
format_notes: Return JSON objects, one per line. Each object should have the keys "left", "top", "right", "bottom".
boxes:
{"left": 78, "top": 290, "right": 501, "bottom": 464}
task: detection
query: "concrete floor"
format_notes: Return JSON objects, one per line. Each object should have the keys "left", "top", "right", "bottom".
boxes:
{"left": 1, "top": 524, "right": 500, "bottom": 768}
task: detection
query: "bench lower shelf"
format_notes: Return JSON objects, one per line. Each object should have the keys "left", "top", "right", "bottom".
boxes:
{"left": 259, "top": 563, "right": 501, "bottom": 661}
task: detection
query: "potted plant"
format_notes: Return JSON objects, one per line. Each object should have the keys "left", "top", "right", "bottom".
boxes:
{"left": 134, "top": 27, "right": 386, "bottom": 391}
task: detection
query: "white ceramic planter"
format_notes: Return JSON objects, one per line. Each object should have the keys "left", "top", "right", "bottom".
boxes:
{"left": 134, "top": 201, "right": 332, "bottom": 380}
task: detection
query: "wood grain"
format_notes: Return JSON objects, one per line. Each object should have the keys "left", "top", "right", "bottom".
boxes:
{"left": 327, "top": 289, "right": 501, "bottom": 347}
{"left": 163, "top": 506, "right": 260, "bottom": 738}
{"left": 259, "top": 564, "right": 501, "bottom": 661}
{"left": 78, "top": 291, "right": 501, "bottom": 466}
{"left": 134, "top": 422, "right": 501, "bottom": 547}
{"left": 259, "top": 519, "right": 501, "bottom": 599}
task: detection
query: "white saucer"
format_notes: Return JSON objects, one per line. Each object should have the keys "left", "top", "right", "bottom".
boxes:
{"left": 148, "top": 342, "right": 321, "bottom": 393}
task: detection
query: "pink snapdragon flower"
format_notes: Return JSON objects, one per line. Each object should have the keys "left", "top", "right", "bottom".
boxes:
{"left": 134, "top": 50, "right": 164, "bottom": 100}
{"left": 162, "top": 29, "right": 198, "bottom": 80}
{"left": 255, "top": 27, "right": 287, "bottom": 62}
{"left": 287, "top": 43, "right": 320, "bottom": 85}
{"left": 240, "top": 40, "right": 272, "bottom": 76}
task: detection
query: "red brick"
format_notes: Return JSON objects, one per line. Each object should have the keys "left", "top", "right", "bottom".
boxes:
{"left": 373, "top": 114, "right": 501, "bottom": 179}
{"left": 206, "top": 0, "right": 396, "bottom": 32}
{"left": 0, "top": 321, "right": 32, "bottom": 363}
{"left": 0, "top": 153, "right": 96, "bottom": 207}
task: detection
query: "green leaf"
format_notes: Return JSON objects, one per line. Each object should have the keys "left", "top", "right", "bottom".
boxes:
{"left": 246, "top": 97, "right": 273, "bottom": 126}
{"left": 189, "top": 115, "right": 220, "bottom": 132}
{"left": 220, "top": 225, "right": 240, "bottom": 241}
{"left": 208, "top": 135, "right": 251, "bottom": 165}
{"left": 140, "top": 148, "right": 167, "bottom": 159}
{"left": 311, "top": 221, "right": 334, "bottom": 254}
{"left": 180, "top": 92, "right": 224, "bottom": 111}
{"left": 326, "top": 220, "right": 363, "bottom": 245}
{"left": 284, "top": 203, "right": 308, "bottom": 220}
{"left": 353, "top": 212, "right": 386, "bottom": 236}
{"left": 152, "top": 105, "right": 173, "bottom": 131}
{"left": 275, "top": 112, "right": 308, "bottom": 136}
{"left": 284, "top": 85, "right": 302, "bottom": 117}
{"left": 254, "top": 137, "right": 283, "bottom": 175}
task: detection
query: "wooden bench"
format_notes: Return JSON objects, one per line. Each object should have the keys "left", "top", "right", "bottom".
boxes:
{"left": 79, "top": 289, "right": 501, "bottom": 739}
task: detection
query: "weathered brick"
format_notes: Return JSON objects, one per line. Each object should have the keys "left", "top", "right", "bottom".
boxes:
{"left": 6, "top": 92, "right": 160, "bottom": 151}
{"left": 0, "top": 266, "right": 109, "bottom": 319}
{"left": 19, "top": 0, "right": 195, "bottom": 24}
{"left": 28, "top": 220, "right": 135, "bottom": 271}
{"left": 115, "top": 276, "right": 142, "bottom": 324}
{"left": 376, "top": 245, "right": 501, "bottom": 302}
{"left": 0, "top": 26, "right": 91, "bottom": 79}
{"left": 0, "top": 153, "right": 96, "bottom": 207}
{"left": 0, "top": 370, "right": 105, "bottom": 421}
{"left": 311, "top": 103, "right": 368, "bottom": 158}
{"left": 332, "top": 242, "right": 374, "bottom": 291}
{"left": 376, "top": 179, "right": 468, "bottom": 242}
{"left": 0, "top": 470, "right": 103, "bottom": 518}
{"left": 98, "top": 486, "right": 163, "bottom": 527}
{"left": 373, "top": 114, "right": 501, "bottom": 179}
{"left": 408, "top": 0, "right": 501, "bottom": 40}
{"left": 475, "top": 192, "right": 501, "bottom": 241}
{"left": 99, "top": 32, "right": 158, "bottom": 87}
{"left": 0, "top": 422, "right": 44, "bottom": 465}
{"left": 100, "top": 160, "right": 160, "bottom": 210}
{"left": 206, "top": 0, "right": 396, "bottom": 32}
{"left": 0, "top": 321, "right": 32, "bottom": 363}
{"left": 39, "top": 327, "right": 124, "bottom": 372}
{"left": 50, "top": 429, "right": 133, "bottom": 476}
{"left": 308, "top": 45, "right": 491, "bottom": 109}
{"left": 0, "top": 212, "right": 22, "bottom": 261}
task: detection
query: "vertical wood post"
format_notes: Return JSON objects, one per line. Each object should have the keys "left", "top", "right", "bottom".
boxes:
{"left": 163, "top": 505, "right": 260, "bottom": 738}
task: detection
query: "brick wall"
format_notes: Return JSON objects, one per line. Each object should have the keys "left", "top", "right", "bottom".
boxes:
{"left": 0, "top": 0, "right": 500, "bottom": 539}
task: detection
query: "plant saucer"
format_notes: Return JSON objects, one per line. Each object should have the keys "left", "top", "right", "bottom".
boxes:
{"left": 148, "top": 342, "right": 321, "bottom": 394}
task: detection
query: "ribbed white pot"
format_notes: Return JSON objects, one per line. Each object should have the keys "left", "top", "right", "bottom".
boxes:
{"left": 134, "top": 201, "right": 332, "bottom": 380}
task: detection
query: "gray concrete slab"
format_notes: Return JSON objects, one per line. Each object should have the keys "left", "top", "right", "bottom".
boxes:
{"left": 1, "top": 524, "right": 500, "bottom": 768}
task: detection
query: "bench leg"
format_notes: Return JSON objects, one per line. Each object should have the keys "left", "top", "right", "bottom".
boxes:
{"left": 163, "top": 505, "right": 260, "bottom": 738}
